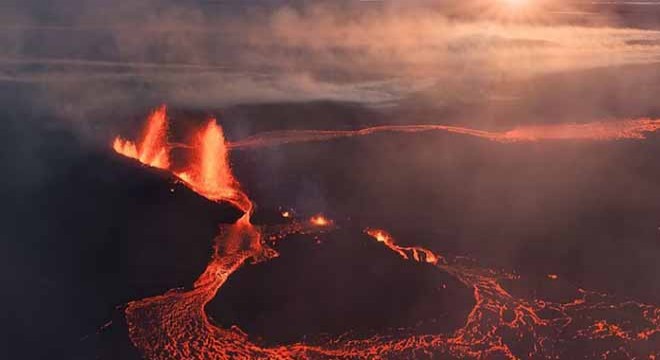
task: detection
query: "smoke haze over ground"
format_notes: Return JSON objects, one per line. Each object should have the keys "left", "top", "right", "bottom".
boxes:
{"left": 2, "top": 1, "right": 660, "bottom": 359}
{"left": 4, "top": 1, "right": 660, "bottom": 127}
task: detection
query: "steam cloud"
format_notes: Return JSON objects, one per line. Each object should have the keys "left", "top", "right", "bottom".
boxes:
{"left": 4, "top": 0, "right": 660, "bottom": 126}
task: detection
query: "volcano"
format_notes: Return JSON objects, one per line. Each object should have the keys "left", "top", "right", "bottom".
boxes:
{"left": 99, "top": 106, "right": 658, "bottom": 359}
{"left": 1, "top": 121, "right": 241, "bottom": 359}
{"left": 3, "top": 101, "right": 658, "bottom": 359}
{"left": 7, "top": 1, "right": 660, "bottom": 358}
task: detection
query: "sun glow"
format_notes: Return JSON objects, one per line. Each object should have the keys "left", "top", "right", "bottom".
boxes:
{"left": 502, "top": 0, "right": 527, "bottom": 7}
{"left": 490, "top": 0, "right": 540, "bottom": 20}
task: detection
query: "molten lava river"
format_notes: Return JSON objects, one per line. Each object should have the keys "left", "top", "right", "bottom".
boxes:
{"left": 113, "top": 106, "right": 659, "bottom": 359}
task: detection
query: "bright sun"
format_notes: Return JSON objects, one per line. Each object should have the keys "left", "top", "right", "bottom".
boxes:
{"left": 502, "top": 0, "right": 527, "bottom": 8}
{"left": 494, "top": 0, "right": 537, "bottom": 18}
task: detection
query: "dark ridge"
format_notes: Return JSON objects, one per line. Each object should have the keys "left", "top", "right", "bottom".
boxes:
{"left": 206, "top": 228, "right": 474, "bottom": 347}
{"left": 229, "top": 130, "right": 660, "bottom": 304}
{"left": 0, "top": 120, "right": 241, "bottom": 359}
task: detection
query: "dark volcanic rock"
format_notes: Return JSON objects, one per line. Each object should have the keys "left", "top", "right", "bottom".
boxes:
{"left": 0, "top": 123, "right": 240, "bottom": 360}
{"left": 206, "top": 228, "right": 474, "bottom": 347}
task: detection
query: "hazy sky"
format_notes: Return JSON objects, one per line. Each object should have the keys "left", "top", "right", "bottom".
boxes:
{"left": 3, "top": 4, "right": 660, "bottom": 358}
{"left": 3, "top": 0, "right": 660, "bottom": 128}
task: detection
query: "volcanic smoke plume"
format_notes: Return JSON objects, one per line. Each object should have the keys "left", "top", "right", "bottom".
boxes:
{"left": 112, "top": 106, "right": 659, "bottom": 360}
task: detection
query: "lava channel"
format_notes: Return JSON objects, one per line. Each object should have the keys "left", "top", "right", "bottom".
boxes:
{"left": 113, "top": 106, "right": 659, "bottom": 359}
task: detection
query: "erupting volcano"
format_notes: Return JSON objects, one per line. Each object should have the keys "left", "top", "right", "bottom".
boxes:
{"left": 112, "top": 106, "right": 659, "bottom": 359}
{"left": 113, "top": 106, "right": 170, "bottom": 170}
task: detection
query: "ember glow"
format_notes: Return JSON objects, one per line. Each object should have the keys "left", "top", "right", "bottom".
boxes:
{"left": 113, "top": 106, "right": 659, "bottom": 359}
{"left": 309, "top": 215, "right": 331, "bottom": 227}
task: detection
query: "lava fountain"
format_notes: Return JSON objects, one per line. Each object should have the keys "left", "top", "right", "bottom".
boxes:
{"left": 175, "top": 119, "right": 252, "bottom": 214}
{"left": 113, "top": 106, "right": 659, "bottom": 359}
{"left": 113, "top": 105, "right": 170, "bottom": 169}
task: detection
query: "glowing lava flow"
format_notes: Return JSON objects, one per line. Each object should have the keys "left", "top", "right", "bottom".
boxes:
{"left": 111, "top": 108, "right": 250, "bottom": 213}
{"left": 361, "top": 229, "right": 660, "bottom": 359}
{"left": 113, "top": 105, "right": 170, "bottom": 169}
{"left": 365, "top": 228, "right": 441, "bottom": 265}
{"left": 114, "top": 107, "right": 659, "bottom": 360}
{"left": 229, "top": 118, "right": 660, "bottom": 149}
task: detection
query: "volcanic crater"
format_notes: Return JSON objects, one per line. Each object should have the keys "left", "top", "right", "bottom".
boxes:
{"left": 206, "top": 227, "right": 474, "bottom": 347}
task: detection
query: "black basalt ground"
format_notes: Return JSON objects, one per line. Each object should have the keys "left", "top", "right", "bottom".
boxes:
{"left": 206, "top": 228, "right": 474, "bottom": 347}
{"left": 0, "top": 117, "right": 241, "bottom": 359}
